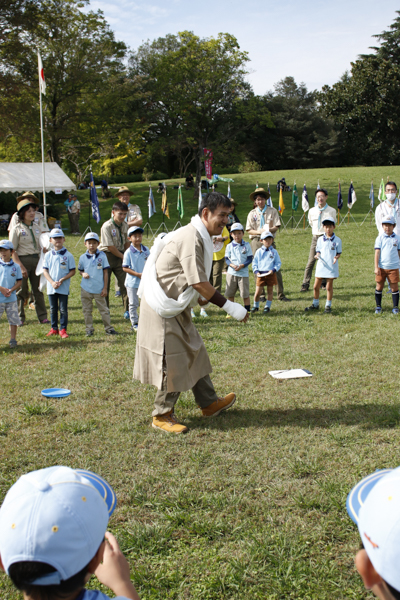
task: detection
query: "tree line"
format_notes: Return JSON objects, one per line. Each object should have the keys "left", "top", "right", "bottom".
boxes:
{"left": 1, "top": 0, "right": 400, "bottom": 184}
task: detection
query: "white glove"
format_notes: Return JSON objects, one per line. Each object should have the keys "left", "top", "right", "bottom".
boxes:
{"left": 223, "top": 300, "right": 247, "bottom": 321}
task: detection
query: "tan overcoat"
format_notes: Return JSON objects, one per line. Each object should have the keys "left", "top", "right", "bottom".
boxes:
{"left": 133, "top": 224, "right": 212, "bottom": 392}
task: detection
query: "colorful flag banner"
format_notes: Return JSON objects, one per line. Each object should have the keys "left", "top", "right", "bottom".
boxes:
{"left": 301, "top": 184, "right": 309, "bottom": 212}
{"left": 279, "top": 187, "right": 285, "bottom": 214}
{"left": 177, "top": 185, "right": 184, "bottom": 219}
{"left": 369, "top": 182, "right": 375, "bottom": 209}
{"left": 348, "top": 182, "right": 357, "bottom": 208}
{"left": 213, "top": 174, "right": 234, "bottom": 183}
{"left": 337, "top": 183, "right": 343, "bottom": 210}
{"left": 38, "top": 50, "right": 46, "bottom": 95}
{"left": 378, "top": 179, "right": 385, "bottom": 202}
{"left": 198, "top": 182, "right": 202, "bottom": 211}
{"left": 291, "top": 183, "right": 299, "bottom": 211}
{"left": 161, "top": 184, "right": 170, "bottom": 218}
{"left": 148, "top": 186, "right": 156, "bottom": 219}
{"left": 89, "top": 172, "right": 100, "bottom": 223}
{"left": 204, "top": 148, "right": 213, "bottom": 180}
{"left": 227, "top": 183, "right": 231, "bottom": 199}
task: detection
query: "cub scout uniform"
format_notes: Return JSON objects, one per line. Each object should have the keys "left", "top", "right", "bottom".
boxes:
{"left": 315, "top": 234, "right": 342, "bottom": 279}
{"left": 375, "top": 233, "right": 400, "bottom": 270}
{"left": 43, "top": 248, "right": 76, "bottom": 296}
{"left": 78, "top": 250, "right": 114, "bottom": 334}
{"left": 252, "top": 246, "right": 282, "bottom": 275}
{"left": 302, "top": 204, "right": 337, "bottom": 287}
{"left": 224, "top": 240, "right": 253, "bottom": 299}
{"left": 127, "top": 204, "right": 142, "bottom": 224}
{"left": 122, "top": 244, "right": 150, "bottom": 326}
{"left": 0, "top": 259, "right": 22, "bottom": 326}
{"left": 98, "top": 218, "right": 129, "bottom": 311}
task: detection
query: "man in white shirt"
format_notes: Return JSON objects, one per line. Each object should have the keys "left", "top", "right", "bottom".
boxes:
{"left": 375, "top": 181, "right": 400, "bottom": 235}
{"left": 300, "top": 189, "right": 336, "bottom": 292}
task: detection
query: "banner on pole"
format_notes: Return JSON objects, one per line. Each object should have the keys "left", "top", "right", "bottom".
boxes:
{"left": 203, "top": 148, "right": 213, "bottom": 180}
{"left": 89, "top": 172, "right": 101, "bottom": 223}
{"left": 38, "top": 50, "right": 46, "bottom": 96}
{"left": 148, "top": 186, "right": 156, "bottom": 219}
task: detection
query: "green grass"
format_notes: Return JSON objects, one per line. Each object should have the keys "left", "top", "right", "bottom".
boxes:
{"left": 0, "top": 169, "right": 398, "bottom": 598}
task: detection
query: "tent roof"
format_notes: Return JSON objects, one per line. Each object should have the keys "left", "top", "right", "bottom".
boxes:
{"left": 0, "top": 163, "right": 76, "bottom": 193}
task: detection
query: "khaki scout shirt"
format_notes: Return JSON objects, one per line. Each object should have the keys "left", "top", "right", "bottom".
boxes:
{"left": 8, "top": 211, "right": 49, "bottom": 232}
{"left": 69, "top": 200, "right": 80, "bottom": 214}
{"left": 9, "top": 221, "right": 46, "bottom": 256}
{"left": 98, "top": 218, "right": 128, "bottom": 253}
{"left": 245, "top": 207, "right": 281, "bottom": 239}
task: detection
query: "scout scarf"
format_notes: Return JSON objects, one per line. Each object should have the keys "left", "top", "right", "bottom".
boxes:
{"left": 256, "top": 206, "right": 267, "bottom": 228}
{"left": 138, "top": 215, "right": 213, "bottom": 318}
{"left": 111, "top": 217, "right": 124, "bottom": 248}
{"left": 317, "top": 204, "right": 328, "bottom": 230}
{"left": 385, "top": 198, "right": 399, "bottom": 224}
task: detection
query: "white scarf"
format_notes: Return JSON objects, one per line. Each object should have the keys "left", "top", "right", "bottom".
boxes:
{"left": 138, "top": 215, "right": 213, "bottom": 318}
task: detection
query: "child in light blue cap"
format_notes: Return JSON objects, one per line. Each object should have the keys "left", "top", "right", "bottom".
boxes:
{"left": 0, "top": 240, "right": 23, "bottom": 347}
{"left": 0, "top": 466, "right": 140, "bottom": 600}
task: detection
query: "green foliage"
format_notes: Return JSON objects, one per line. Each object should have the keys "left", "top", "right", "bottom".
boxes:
{"left": 238, "top": 160, "right": 262, "bottom": 173}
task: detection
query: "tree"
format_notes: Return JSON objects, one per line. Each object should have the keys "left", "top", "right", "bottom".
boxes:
{"left": 129, "top": 31, "right": 252, "bottom": 185}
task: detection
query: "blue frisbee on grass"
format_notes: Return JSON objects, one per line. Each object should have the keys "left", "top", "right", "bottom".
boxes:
{"left": 41, "top": 388, "right": 71, "bottom": 398}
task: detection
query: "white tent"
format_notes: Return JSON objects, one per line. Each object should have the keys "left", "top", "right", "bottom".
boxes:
{"left": 0, "top": 163, "right": 76, "bottom": 193}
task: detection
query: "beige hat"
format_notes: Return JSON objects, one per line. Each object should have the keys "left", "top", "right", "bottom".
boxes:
{"left": 17, "top": 198, "right": 39, "bottom": 214}
{"left": 16, "top": 191, "right": 39, "bottom": 205}
{"left": 249, "top": 187, "right": 270, "bottom": 202}
{"left": 115, "top": 186, "right": 134, "bottom": 197}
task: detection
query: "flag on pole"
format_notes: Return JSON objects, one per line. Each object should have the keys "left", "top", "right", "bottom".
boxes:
{"left": 369, "top": 182, "right": 375, "bottom": 209}
{"left": 348, "top": 182, "right": 356, "bottom": 208}
{"left": 279, "top": 187, "right": 285, "bottom": 214}
{"left": 38, "top": 50, "right": 46, "bottom": 95}
{"left": 148, "top": 185, "right": 156, "bottom": 219}
{"left": 291, "top": 183, "right": 299, "bottom": 210}
{"left": 302, "top": 184, "right": 309, "bottom": 212}
{"left": 177, "top": 185, "right": 184, "bottom": 219}
{"left": 337, "top": 183, "right": 343, "bottom": 210}
{"left": 378, "top": 178, "right": 385, "bottom": 202}
{"left": 89, "top": 172, "right": 101, "bottom": 223}
{"left": 227, "top": 183, "right": 231, "bottom": 199}
{"left": 198, "top": 183, "right": 202, "bottom": 211}
{"left": 267, "top": 183, "right": 273, "bottom": 208}
{"left": 161, "top": 184, "right": 170, "bottom": 218}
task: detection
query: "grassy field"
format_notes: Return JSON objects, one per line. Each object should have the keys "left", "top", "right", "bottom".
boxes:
{"left": 0, "top": 167, "right": 399, "bottom": 599}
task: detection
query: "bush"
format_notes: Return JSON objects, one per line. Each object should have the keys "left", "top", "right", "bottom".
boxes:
{"left": 238, "top": 161, "right": 262, "bottom": 173}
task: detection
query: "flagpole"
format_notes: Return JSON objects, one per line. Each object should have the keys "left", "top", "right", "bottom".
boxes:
{"left": 38, "top": 49, "right": 47, "bottom": 223}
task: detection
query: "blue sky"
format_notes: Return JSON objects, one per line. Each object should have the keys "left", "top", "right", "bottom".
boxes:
{"left": 86, "top": 0, "right": 399, "bottom": 94}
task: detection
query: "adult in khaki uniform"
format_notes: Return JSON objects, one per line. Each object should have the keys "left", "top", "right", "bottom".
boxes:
{"left": 98, "top": 201, "right": 130, "bottom": 314}
{"left": 134, "top": 192, "right": 248, "bottom": 434}
{"left": 245, "top": 188, "right": 290, "bottom": 302}
{"left": 9, "top": 193, "right": 49, "bottom": 325}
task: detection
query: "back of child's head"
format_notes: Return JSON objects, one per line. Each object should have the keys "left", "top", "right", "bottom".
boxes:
{"left": 0, "top": 466, "right": 116, "bottom": 600}
{"left": 347, "top": 467, "right": 400, "bottom": 598}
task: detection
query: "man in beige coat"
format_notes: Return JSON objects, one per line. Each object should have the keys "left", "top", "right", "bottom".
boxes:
{"left": 134, "top": 192, "right": 248, "bottom": 434}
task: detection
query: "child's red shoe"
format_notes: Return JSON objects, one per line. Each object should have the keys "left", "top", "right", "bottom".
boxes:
{"left": 59, "top": 329, "right": 69, "bottom": 339}
{"left": 46, "top": 328, "right": 59, "bottom": 337}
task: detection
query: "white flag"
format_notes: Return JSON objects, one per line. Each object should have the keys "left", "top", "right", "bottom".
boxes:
{"left": 38, "top": 50, "right": 46, "bottom": 95}
{"left": 302, "top": 184, "right": 309, "bottom": 212}
{"left": 198, "top": 182, "right": 202, "bottom": 210}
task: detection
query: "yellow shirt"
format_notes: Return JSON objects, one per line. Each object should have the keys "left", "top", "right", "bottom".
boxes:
{"left": 212, "top": 227, "right": 230, "bottom": 260}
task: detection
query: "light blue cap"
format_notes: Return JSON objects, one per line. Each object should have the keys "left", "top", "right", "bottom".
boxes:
{"left": 84, "top": 232, "right": 99, "bottom": 242}
{"left": 128, "top": 226, "right": 144, "bottom": 236}
{"left": 49, "top": 228, "right": 64, "bottom": 239}
{"left": 382, "top": 216, "right": 396, "bottom": 225}
{"left": 230, "top": 223, "right": 244, "bottom": 232}
{"left": 260, "top": 231, "right": 274, "bottom": 240}
{"left": 0, "top": 466, "right": 117, "bottom": 584}
{"left": 0, "top": 240, "right": 13, "bottom": 250}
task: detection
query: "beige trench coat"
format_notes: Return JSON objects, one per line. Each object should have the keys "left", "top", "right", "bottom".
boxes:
{"left": 133, "top": 224, "right": 212, "bottom": 392}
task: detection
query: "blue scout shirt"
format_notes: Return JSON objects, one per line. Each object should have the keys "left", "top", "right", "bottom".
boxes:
{"left": 0, "top": 260, "right": 22, "bottom": 303}
{"left": 315, "top": 234, "right": 342, "bottom": 279}
{"left": 43, "top": 248, "right": 75, "bottom": 295}
{"left": 78, "top": 250, "right": 110, "bottom": 294}
{"left": 252, "top": 246, "right": 281, "bottom": 275}
{"left": 375, "top": 232, "right": 400, "bottom": 270}
{"left": 225, "top": 241, "right": 253, "bottom": 277}
{"left": 122, "top": 244, "right": 150, "bottom": 289}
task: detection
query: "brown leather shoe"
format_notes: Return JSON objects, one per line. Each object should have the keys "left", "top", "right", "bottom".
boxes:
{"left": 152, "top": 411, "right": 188, "bottom": 434}
{"left": 201, "top": 393, "right": 236, "bottom": 417}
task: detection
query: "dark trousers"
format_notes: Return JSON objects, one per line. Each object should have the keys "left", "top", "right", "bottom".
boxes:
{"left": 105, "top": 252, "right": 129, "bottom": 312}
{"left": 16, "top": 254, "right": 47, "bottom": 322}
{"left": 49, "top": 293, "right": 68, "bottom": 330}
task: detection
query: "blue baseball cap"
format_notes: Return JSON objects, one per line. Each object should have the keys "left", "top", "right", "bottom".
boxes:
{"left": 382, "top": 216, "right": 396, "bottom": 225}
{"left": 0, "top": 240, "right": 13, "bottom": 250}
{"left": 346, "top": 467, "right": 400, "bottom": 592}
{"left": 128, "top": 226, "right": 144, "bottom": 236}
{"left": 49, "top": 228, "right": 64, "bottom": 239}
{"left": 84, "top": 232, "right": 99, "bottom": 242}
{"left": 0, "top": 466, "right": 117, "bottom": 585}
{"left": 260, "top": 231, "right": 274, "bottom": 240}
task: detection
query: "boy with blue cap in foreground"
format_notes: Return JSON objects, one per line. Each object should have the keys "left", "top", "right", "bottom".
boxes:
{"left": 0, "top": 240, "right": 22, "bottom": 347}
{"left": 374, "top": 215, "right": 400, "bottom": 315}
{"left": 347, "top": 466, "right": 400, "bottom": 600}
{"left": 122, "top": 226, "right": 149, "bottom": 332}
{"left": 0, "top": 466, "right": 140, "bottom": 600}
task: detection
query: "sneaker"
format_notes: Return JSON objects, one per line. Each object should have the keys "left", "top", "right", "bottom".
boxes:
{"left": 152, "top": 411, "right": 188, "bottom": 434}
{"left": 191, "top": 308, "right": 196, "bottom": 318}
{"left": 200, "top": 308, "right": 208, "bottom": 317}
{"left": 131, "top": 324, "right": 138, "bottom": 332}
{"left": 305, "top": 304, "right": 319, "bottom": 312}
{"left": 263, "top": 306, "right": 270, "bottom": 313}
{"left": 29, "top": 302, "right": 35, "bottom": 310}
{"left": 300, "top": 284, "right": 309, "bottom": 292}
{"left": 259, "top": 295, "right": 266, "bottom": 303}
{"left": 393, "top": 308, "right": 399, "bottom": 315}
{"left": 9, "top": 339, "right": 17, "bottom": 348}
{"left": 59, "top": 329, "right": 69, "bottom": 338}
{"left": 40, "top": 318, "right": 50, "bottom": 324}
{"left": 375, "top": 307, "right": 382, "bottom": 314}
{"left": 106, "top": 328, "right": 118, "bottom": 335}
{"left": 86, "top": 330, "right": 94, "bottom": 337}
{"left": 201, "top": 393, "right": 236, "bottom": 417}
{"left": 124, "top": 311, "right": 130, "bottom": 320}
{"left": 115, "top": 291, "right": 121, "bottom": 297}
{"left": 279, "top": 296, "right": 291, "bottom": 302}
{"left": 250, "top": 307, "right": 259, "bottom": 313}
{"left": 46, "top": 328, "right": 59, "bottom": 336}
{"left": 324, "top": 306, "right": 332, "bottom": 313}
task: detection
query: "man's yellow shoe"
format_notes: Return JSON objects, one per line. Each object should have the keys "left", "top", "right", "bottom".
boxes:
{"left": 152, "top": 411, "right": 188, "bottom": 434}
{"left": 201, "top": 393, "right": 236, "bottom": 417}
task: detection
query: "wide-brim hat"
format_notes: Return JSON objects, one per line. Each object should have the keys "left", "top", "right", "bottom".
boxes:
{"left": 17, "top": 199, "right": 39, "bottom": 214}
{"left": 249, "top": 188, "right": 270, "bottom": 202}
{"left": 16, "top": 191, "right": 40, "bottom": 205}
{"left": 115, "top": 186, "right": 134, "bottom": 197}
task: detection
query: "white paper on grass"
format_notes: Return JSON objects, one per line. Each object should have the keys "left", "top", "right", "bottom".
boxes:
{"left": 269, "top": 369, "right": 313, "bottom": 380}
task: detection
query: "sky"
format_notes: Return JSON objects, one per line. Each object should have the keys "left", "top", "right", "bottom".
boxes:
{"left": 85, "top": 0, "right": 399, "bottom": 95}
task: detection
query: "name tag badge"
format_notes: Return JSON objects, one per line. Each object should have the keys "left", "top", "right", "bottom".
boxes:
{"left": 241, "top": 247, "right": 247, "bottom": 254}
{"left": 97, "top": 264, "right": 102, "bottom": 269}
{"left": 112, "top": 229, "right": 116, "bottom": 237}
{"left": 21, "top": 230, "right": 26, "bottom": 236}
{"left": 35, "top": 229, "right": 40, "bottom": 235}
{"left": 11, "top": 273, "right": 15, "bottom": 277}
